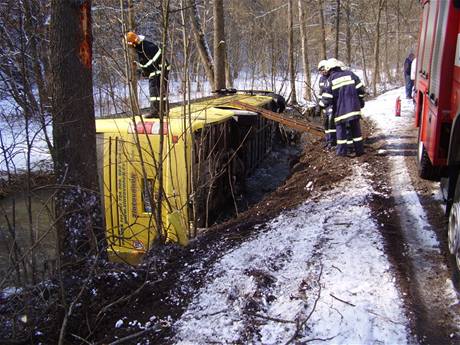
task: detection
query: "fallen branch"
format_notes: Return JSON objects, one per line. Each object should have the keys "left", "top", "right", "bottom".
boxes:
{"left": 330, "top": 293, "right": 356, "bottom": 307}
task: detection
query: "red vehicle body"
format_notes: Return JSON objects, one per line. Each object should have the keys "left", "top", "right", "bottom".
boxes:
{"left": 415, "top": 0, "right": 460, "bottom": 277}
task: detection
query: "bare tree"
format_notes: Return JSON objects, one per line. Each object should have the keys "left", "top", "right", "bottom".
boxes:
{"left": 372, "top": 0, "right": 386, "bottom": 95}
{"left": 318, "top": 0, "right": 327, "bottom": 60}
{"left": 344, "top": 0, "right": 352, "bottom": 65}
{"left": 213, "top": 0, "right": 226, "bottom": 90}
{"left": 288, "top": 0, "right": 297, "bottom": 105}
{"left": 126, "top": 0, "right": 140, "bottom": 114}
{"left": 49, "top": 0, "right": 106, "bottom": 265}
{"left": 298, "top": 0, "right": 312, "bottom": 100}
{"left": 335, "top": 0, "right": 341, "bottom": 59}
{"left": 188, "top": 0, "right": 215, "bottom": 87}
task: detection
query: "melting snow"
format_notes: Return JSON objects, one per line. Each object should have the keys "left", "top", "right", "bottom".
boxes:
{"left": 173, "top": 163, "right": 410, "bottom": 344}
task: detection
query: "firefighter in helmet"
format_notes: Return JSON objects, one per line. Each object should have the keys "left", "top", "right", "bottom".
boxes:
{"left": 317, "top": 59, "right": 336, "bottom": 149}
{"left": 319, "top": 58, "right": 366, "bottom": 157}
{"left": 125, "top": 31, "right": 170, "bottom": 118}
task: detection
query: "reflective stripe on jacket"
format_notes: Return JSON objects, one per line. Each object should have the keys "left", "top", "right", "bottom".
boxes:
{"left": 320, "top": 68, "right": 365, "bottom": 124}
{"left": 319, "top": 75, "right": 328, "bottom": 95}
{"left": 135, "top": 40, "right": 170, "bottom": 78}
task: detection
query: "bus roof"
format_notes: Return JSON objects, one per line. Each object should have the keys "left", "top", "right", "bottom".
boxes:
{"left": 95, "top": 93, "right": 273, "bottom": 135}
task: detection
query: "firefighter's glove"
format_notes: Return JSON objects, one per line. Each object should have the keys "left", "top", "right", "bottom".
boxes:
{"left": 359, "top": 98, "right": 365, "bottom": 109}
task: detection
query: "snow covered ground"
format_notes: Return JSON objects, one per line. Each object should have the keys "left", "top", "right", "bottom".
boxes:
{"left": 172, "top": 88, "right": 429, "bottom": 344}
{"left": 174, "top": 164, "right": 410, "bottom": 344}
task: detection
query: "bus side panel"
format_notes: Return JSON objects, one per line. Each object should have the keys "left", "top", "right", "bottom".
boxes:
{"left": 163, "top": 133, "right": 190, "bottom": 245}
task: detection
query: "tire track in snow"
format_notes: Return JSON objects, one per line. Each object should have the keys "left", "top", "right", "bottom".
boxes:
{"left": 363, "top": 88, "right": 460, "bottom": 343}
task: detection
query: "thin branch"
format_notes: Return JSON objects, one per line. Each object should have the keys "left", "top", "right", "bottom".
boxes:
{"left": 330, "top": 293, "right": 356, "bottom": 307}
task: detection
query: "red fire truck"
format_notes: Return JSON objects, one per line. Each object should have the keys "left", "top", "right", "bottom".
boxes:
{"left": 415, "top": 0, "right": 460, "bottom": 277}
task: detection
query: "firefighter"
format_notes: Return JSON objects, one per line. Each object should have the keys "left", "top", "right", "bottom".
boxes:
{"left": 317, "top": 60, "right": 336, "bottom": 149}
{"left": 404, "top": 52, "right": 415, "bottom": 99}
{"left": 319, "top": 58, "right": 366, "bottom": 157}
{"left": 125, "top": 31, "right": 170, "bottom": 118}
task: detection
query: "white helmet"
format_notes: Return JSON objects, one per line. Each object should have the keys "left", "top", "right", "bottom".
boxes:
{"left": 337, "top": 60, "right": 348, "bottom": 70}
{"left": 325, "top": 58, "right": 340, "bottom": 71}
{"left": 317, "top": 60, "right": 328, "bottom": 71}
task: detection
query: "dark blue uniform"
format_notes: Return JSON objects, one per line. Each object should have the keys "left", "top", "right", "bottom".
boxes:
{"left": 404, "top": 55, "right": 414, "bottom": 99}
{"left": 319, "top": 75, "right": 336, "bottom": 147}
{"left": 320, "top": 68, "right": 365, "bottom": 156}
{"left": 135, "top": 40, "right": 171, "bottom": 117}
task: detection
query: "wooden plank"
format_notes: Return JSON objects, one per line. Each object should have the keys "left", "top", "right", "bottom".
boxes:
{"left": 229, "top": 101, "right": 324, "bottom": 137}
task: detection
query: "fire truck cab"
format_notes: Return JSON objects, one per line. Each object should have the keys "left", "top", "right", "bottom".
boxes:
{"left": 415, "top": 0, "right": 460, "bottom": 277}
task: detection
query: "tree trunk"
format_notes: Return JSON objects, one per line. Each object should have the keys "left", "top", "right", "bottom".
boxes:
{"left": 358, "top": 26, "right": 370, "bottom": 87}
{"left": 156, "top": 0, "right": 171, "bottom": 243}
{"left": 50, "top": 0, "right": 106, "bottom": 265}
{"left": 298, "top": 0, "right": 312, "bottom": 100}
{"left": 335, "top": 0, "right": 341, "bottom": 59}
{"left": 396, "top": 0, "right": 401, "bottom": 82}
{"left": 188, "top": 0, "right": 215, "bottom": 87}
{"left": 372, "top": 0, "right": 385, "bottom": 96}
{"left": 318, "top": 0, "right": 327, "bottom": 60}
{"left": 127, "top": 0, "right": 139, "bottom": 113}
{"left": 225, "top": 48, "right": 233, "bottom": 88}
{"left": 345, "top": 0, "right": 351, "bottom": 66}
{"left": 213, "top": 0, "right": 226, "bottom": 91}
{"left": 384, "top": 0, "right": 391, "bottom": 85}
{"left": 288, "top": 0, "right": 297, "bottom": 105}
{"left": 120, "top": 0, "right": 139, "bottom": 115}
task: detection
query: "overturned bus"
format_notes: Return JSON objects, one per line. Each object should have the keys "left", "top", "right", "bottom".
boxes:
{"left": 95, "top": 91, "right": 285, "bottom": 263}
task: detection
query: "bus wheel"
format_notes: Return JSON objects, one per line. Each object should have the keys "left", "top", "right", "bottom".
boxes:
{"left": 449, "top": 186, "right": 460, "bottom": 289}
{"left": 417, "top": 139, "right": 440, "bottom": 181}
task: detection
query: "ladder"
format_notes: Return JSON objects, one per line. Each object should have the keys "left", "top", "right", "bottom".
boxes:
{"left": 229, "top": 101, "right": 324, "bottom": 137}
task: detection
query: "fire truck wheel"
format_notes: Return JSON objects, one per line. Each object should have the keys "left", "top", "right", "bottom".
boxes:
{"left": 449, "top": 203, "right": 460, "bottom": 266}
{"left": 449, "top": 184, "right": 460, "bottom": 287}
{"left": 417, "top": 139, "right": 440, "bottom": 181}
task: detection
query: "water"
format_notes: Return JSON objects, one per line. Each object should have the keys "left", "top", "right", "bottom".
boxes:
{"left": 0, "top": 189, "right": 56, "bottom": 285}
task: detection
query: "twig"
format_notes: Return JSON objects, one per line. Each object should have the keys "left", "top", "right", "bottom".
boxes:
{"left": 331, "top": 265, "right": 342, "bottom": 273}
{"left": 197, "top": 308, "right": 229, "bottom": 318}
{"left": 330, "top": 305, "right": 344, "bottom": 320}
{"left": 107, "top": 324, "right": 161, "bottom": 345}
{"left": 70, "top": 333, "right": 93, "bottom": 344}
{"left": 251, "top": 312, "right": 296, "bottom": 324}
{"left": 365, "top": 308, "right": 405, "bottom": 325}
{"left": 330, "top": 293, "right": 356, "bottom": 307}
{"left": 285, "top": 264, "right": 324, "bottom": 345}
{"left": 302, "top": 335, "right": 337, "bottom": 343}
{"left": 58, "top": 259, "right": 99, "bottom": 345}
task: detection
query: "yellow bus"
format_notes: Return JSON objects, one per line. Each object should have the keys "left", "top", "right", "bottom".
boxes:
{"left": 95, "top": 91, "right": 283, "bottom": 264}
